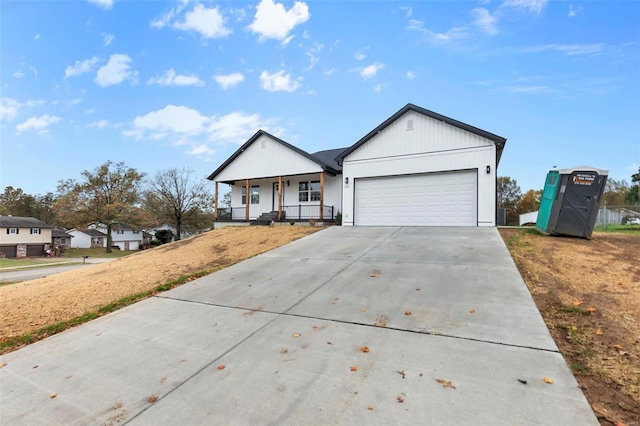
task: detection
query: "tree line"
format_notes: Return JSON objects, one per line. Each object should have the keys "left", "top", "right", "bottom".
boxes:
{"left": 0, "top": 161, "right": 216, "bottom": 252}
{"left": 498, "top": 168, "right": 640, "bottom": 226}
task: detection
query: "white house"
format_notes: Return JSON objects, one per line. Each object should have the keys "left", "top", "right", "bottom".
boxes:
{"left": 88, "top": 223, "right": 144, "bottom": 250}
{"left": 208, "top": 103, "right": 506, "bottom": 227}
{"left": 68, "top": 228, "right": 108, "bottom": 249}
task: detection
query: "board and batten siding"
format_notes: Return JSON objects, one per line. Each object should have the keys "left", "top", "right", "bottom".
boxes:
{"left": 229, "top": 174, "right": 342, "bottom": 220}
{"left": 215, "top": 134, "right": 323, "bottom": 182}
{"left": 342, "top": 110, "right": 497, "bottom": 227}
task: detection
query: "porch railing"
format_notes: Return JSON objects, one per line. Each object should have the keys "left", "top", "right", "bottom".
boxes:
{"left": 216, "top": 205, "right": 334, "bottom": 221}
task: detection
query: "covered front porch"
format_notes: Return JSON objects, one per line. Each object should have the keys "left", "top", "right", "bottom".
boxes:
{"left": 213, "top": 172, "right": 341, "bottom": 223}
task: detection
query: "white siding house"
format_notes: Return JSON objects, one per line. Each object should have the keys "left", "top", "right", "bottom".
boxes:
{"left": 68, "top": 229, "right": 107, "bottom": 248}
{"left": 208, "top": 131, "right": 345, "bottom": 223}
{"left": 208, "top": 104, "right": 506, "bottom": 227}
{"left": 338, "top": 104, "right": 506, "bottom": 227}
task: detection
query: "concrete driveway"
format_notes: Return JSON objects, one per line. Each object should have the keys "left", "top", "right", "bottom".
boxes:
{"left": 0, "top": 227, "right": 597, "bottom": 425}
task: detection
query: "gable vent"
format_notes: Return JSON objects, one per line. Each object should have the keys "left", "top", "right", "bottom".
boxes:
{"left": 407, "top": 119, "right": 414, "bottom": 131}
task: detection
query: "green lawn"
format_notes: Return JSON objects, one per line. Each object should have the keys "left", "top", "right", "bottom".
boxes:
{"left": 593, "top": 224, "right": 640, "bottom": 234}
{"left": 0, "top": 258, "right": 73, "bottom": 269}
{"left": 62, "top": 247, "right": 136, "bottom": 258}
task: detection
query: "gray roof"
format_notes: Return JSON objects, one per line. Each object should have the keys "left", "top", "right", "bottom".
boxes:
{"left": 80, "top": 229, "right": 108, "bottom": 237}
{"left": 337, "top": 103, "right": 507, "bottom": 165}
{"left": 52, "top": 228, "right": 73, "bottom": 238}
{"left": 0, "top": 216, "right": 54, "bottom": 229}
{"left": 311, "top": 148, "right": 350, "bottom": 173}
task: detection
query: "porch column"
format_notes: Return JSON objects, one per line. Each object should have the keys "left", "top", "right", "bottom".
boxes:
{"left": 278, "top": 176, "right": 283, "bottom": 221}
{"left": 245, "top": 179, "right": 250, "bottom": 221}
{"left": 319, "top": 172, "right": 324, "bottom": 221}
{"left": 214, "top": 181, "right": 218, "bottom": 221}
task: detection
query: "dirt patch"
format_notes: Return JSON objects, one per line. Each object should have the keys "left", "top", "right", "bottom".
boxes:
{"left": 500, "top": 229, "right": 640, "bottom": 425}
{"left": 0, "top": 226, "right": 319, "bottom": 347}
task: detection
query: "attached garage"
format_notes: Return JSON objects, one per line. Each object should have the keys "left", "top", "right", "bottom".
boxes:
{"left": 338, "top": 104, "right": 506, "bottom": 227}
{"left": 355, "top": 170, "right": 477, "bottom": 226}
{"left": 26, "top": 245, "right": 45, "bottom": 257}
{"left": 0, "top": 246, "right": 17, "bottom": 258}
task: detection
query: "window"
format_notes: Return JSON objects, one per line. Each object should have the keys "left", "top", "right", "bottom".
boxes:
{"left": 299, "top": 181, "right": 320, "bottom": 202}
{"left": 30, "top": 228, "right": 41, "bottom": 234}
{"left": 116, "top": 230, "right": 125, "bottom": 235}
{"left": 242, "top": 185, "right": 260, "bottom": 204}
{"left": 133, "top": 230, "right": 139, "bottom": 234}
{"left": 60, "top": 238, "right": 67, "bottom": 245}
{"left": 7, "top": 228, "right": 18, "bottom": 234}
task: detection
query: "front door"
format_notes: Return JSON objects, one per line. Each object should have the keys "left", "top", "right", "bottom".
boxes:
{"left": 272, "top": 182, "right": 285, "bottom": 212}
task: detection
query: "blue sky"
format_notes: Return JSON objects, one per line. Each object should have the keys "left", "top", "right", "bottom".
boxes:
{"left": 1, "top": 0, "right": 638, "bottom": 197}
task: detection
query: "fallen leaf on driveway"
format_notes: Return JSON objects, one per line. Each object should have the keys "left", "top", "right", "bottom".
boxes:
{"left": 49, "top": 393, "right": 57, "bottom": 399}
{"left": 217, "top": 365, "right": 226, "bottom": 370}
{"left": 350, "top": 366, "right": 358, "bottom": 372}
{"left": 359, "top": 346, "right": 370, "bottom": 353}
{"left": 361, "top": 308, "right": 367, "bottom": 312}
{"left": 367, "top": 405, "right": 374, "bottom": 411}
{"left": 398, "top": 370, "right": 407, "bottom": 379}
{"left": 469, "top": 309, "right": 476, "bottom": 314}
{"left": 416, "top": 288, "right": 421, "bottom": 291}
{"left": 147, "top": 395, "right": 158, "bottom": 403}
{"left": 435, "top": 378, "right": 456, "bottom": 389}
{"left": 404, "top": 311, "right": 412, "bottom": 316}
{"left": 113, "top": 403, "right": 122, "bottom": 410}
{"left": 396, "top": 395, "right": 405, "bottom": 403}
{"left": 293, "top": 333, "right": 301, "bottom": 338}
{"left": 517, "top": 379, "right": 527, "bottom": 385}
{"left": 0, "top": 362, "right": 6, "bottom": 368}
{"left": 542, "top": 377, "right": 554, "bottom": 384}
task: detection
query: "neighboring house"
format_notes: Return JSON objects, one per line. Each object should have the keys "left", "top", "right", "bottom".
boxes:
{"left": 147, "top": 223, "right": 196, "bottom": 242}
{"left": 208, "top": 103, "right": 507, "bottom": 227}
{"left": 52, "top": 228, "right": 73, "bottom": 249}
{"left": 68, "top": 229, "right": 107, "bottom": 249}
{"left": 519, "top": 211, "right": 539, "bottom": 226}
{"left": 89, "top": 223, "right": 144, "bottom": 251}
{"left": 0, "top": 215, "right": 54, "bottom": 258}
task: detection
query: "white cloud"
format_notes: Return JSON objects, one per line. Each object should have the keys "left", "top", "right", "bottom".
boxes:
{"left": 259, "top": 70, "right": 301, "bottom": 92}
{"left": 16, "top": 114, "right": 60, "bottom": 134}
{"left": 213, "top": 72, "right": 245, "bottom": 90}
{"left": 524, "top": 43, "right": 604, "bottom": 56}
{"left": 503, "top": 85, "right": 551, "bottom": 94}
{"left": 125, "top": 105, "right": 274, "bottom": 159}
{"left": 88, "top": 119, "right": 109, "bottom": 128}
{"left": 0, "top": 98, "right": 44, "bottom": 121}
{"left": 230, "top": 7, "right": 247, "bottom": 22}
{"left": 374, "top": 84, "right": 383, "bottom": 93}
{"left": 473, "top": 8, "right": 499, "bottom": 35}
{"left": 13, "top": 71, "right": 24, "bottom": 79}
{"left": 95, "top": 54, "right": 136, "bottom": 86}
{"left": 359, "top": 62, "right": 384, "bottom": 79}
{"left": 87, "top": 0, "right": 113, "bottom": 10}
{"left": 324, "top": 69, "right": 336, "bottom": 76}
{"left": 102, "top": 32, "right": 115, "bottom": 46}
{"left": 502, "top": 0, "right": 547, "bottom": 14}
{"left": 568, "top": 4, "right": 582, "bottom": 17}
{"left": 65, "top": 56, "right": 100, "bottom": 78}
{"left": 0, "top": 98, "right": 20, "bottom": 121}
{"left": 408, "top": 19, "right": 467, "bottom": 42}
{"left": 406, "top": 71, "right": 416, "bottom": 79}
{"left": 147, "top": 68, "right": 205, "bottom": 87}
{"left": 400, "top": 6, "right": 412, "bottom": 18}
{"left": 174, "top": 4, "right": 231, "bottom": 39}
{"left": 84, "top": 108, "right": 95, "bottom": 115}
{"left": 354, "top": 52, "right": 366, "bottom": 60}
{"left": 248, "top": 0, "right": 310, "bottom": 42}
{"left": 29, "top": 67, "right": 38, "bottom": 79}
{"left": 34, "top": 34, "right": 41, "bottom": 41}
{"left": 304, "top": 43, "right": 324, "bottom": 71}
{"left": 68, "top": 98, "right": 83, "bottom": 106}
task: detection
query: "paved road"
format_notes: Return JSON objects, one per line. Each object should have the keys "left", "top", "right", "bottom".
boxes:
{"left": 0, "top": 258, "right": 116, "bottom": 282}
{"left": 0, "top": 227, "right": 597, "bottom": 425}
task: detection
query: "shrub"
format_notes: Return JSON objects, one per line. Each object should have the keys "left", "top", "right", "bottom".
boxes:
{"left": 289, "top": 219, "right": 295, "bottom": 226}
{"left": 335, "top": 210, "right": 342, "bottom": 226}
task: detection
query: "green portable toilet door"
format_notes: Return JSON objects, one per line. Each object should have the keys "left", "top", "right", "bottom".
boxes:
{"left": 536, "top": 171, "right": 559, "bottom": 232}
{"left": 553, "top": 171, "right": 600, "bottom": 237}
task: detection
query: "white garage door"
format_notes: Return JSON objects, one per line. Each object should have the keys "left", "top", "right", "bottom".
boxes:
{"left": 354, "top": 170, "right": 477, "bottom": 226}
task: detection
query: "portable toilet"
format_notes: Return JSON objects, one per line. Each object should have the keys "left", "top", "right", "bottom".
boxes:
{"left": 536, "top": 166, "right": 608, "bottom": 239}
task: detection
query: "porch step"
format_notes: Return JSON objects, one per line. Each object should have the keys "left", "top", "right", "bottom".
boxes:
{"left": 250, "top": 211, "right": 286, "bottom": 226}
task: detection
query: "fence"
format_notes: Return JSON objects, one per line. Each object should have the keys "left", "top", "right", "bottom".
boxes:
{"left": 216, "top": 205, "right": 335, "bottom": 221}
{"left": 594, "top": 205, "right": 640, "bottom": 226}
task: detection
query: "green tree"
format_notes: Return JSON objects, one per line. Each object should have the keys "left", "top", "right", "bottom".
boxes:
{"left": 144, "top": 168, "right": 212, "bottom": 240}
{"left": 625, "top": 167, "right": 640, "bottom": 205}
{"left": 602, "top": 178, "right": 630, "bottom": 206}
{"left": 497, "top": 176, "right": 522, "bottom": 225}
{"left": 55, "top": 161, "right": 146, "bottom": 253}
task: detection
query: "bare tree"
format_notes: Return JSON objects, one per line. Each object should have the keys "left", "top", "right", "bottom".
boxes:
{"left": 145, "top": 168, "right": 212, "bottom": 240}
